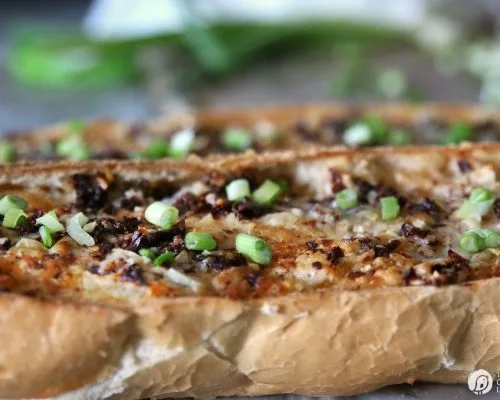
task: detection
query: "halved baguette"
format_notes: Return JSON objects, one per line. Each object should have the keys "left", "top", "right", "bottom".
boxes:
{"left": 1, "top": 142, "right": 500, "bottom": 399}
{"left": 4, "top": 103, "right": 500, "bottom": 162}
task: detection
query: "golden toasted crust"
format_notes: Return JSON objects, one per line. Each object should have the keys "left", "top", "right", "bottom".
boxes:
{"left": 2, "top": 104, "right": 500, "bottom": 399}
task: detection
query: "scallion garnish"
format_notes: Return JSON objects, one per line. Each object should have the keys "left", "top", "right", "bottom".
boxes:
{"left": 222, "top": 127, "right": 252, "bottom": 151}
{"left": 144, "top": 202, "right": 179, "bottom": 229}
{"left": 442, "top": 122, "right": 473, "bottom": 145}
{"left": 235, "top": 233, "right": 272, "bottom": 265}
{"left": 364, "top": 115, "right": 389, "bottom": 143}
{"left": 469, "top": 188, "right": 494, "bottom": 203}
{"left": 185, "top": 232, "right": 217, "bottom": 251}
{"left": 335, "top": 188, "right": 358, "bottom": 210}
{"left": 0, "top": 142, "right": 16, "bottom": 163}
{"left": 169, "top": 128, "right": 195, "bottom": 159}
{"left": 389, "top": 129, "right": 411, "bottom": 146}
{"left": 139, "top": 248, "right": 156, "bottom": 260}
{"left": 343, "top": 123, "right": 373, "bottom": 147}
{"left": 67, "top": 119, "right": 86, "bottom": 135}
{"left": 460, "top": 231, "right": 484, "bottom": 253}
{"left": 457, "top": 187, "right": 495, "bottom": 220}
{"left": 36, "top": 211, "right": 65, "bottom": 233}
{"left": 3, "top": 208, "right": 26, "bottom": 228}
{"left": 252, "top": 180, "right": 282, "bottom": 206}
{"left": 154, "top": 251, "right": 175, "bottom": 266}
{"left": 56, "top": 136, "right": 90, "bottom": 160}
{"left": 143, "top": 139, "right": 170, "bottom": 159}
{"left": 226, "top": 179, "right": 250, "bottom": 202}
{"left": 0, "top": 195, "right": 27, "bottom": 215}
{"left": 381, "top": 196, "right": 400, "bottom": 220}
{"left": 66, "top": 212, "right": 95, "bottom": 247}
{"left": 477, "top": 229, "right": 500, "bottom": 248}
{"left": 39, "top": 226, "right": 54, "bottom": 248}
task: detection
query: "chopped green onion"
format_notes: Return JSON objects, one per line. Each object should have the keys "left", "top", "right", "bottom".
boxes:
{"left": 276, "top": 179, "right": 289, "bottom": 194}
{"left": 56, "top": 135, "right": 91, "bottom": 160}
{"left": 154, "top": 251, "right": 175, "bottom": 266}
{"left": 39, "top": 226, "right": 53, "bottom": 248}
{"left": 0, "top": 195, "right": 27, "bottom": 215}
{"left": 460, "top": 231, "right": 484, "bottom": 253}
{"left": 83, "top": 221, "right": 97, "bottom": 233}
{"left": 469, "top": 187, "right": 494, "bottom": 203}
{"left": 139, "top": 248, "right": 156, "bottom": 260}
{"left": 235, "top": 233, "right": 272, "bottom": 265}
{"left": 363, "top": 115, "right": 389, "bottom": 143}
{"left": 389, "top": 129, "right": 411, "bottom": 146}
{"left": 252, "top": 180, "right": 282, "bottom": 206}
{"left": 226, "top": 179, "right": 250, "bottom": 201}
{"left": 68, "top": 146, "right": 91, "bottom": 161}
{"left": 144, "top": 202, "right": 179, "bottom": 229}
{"left": 0, "top": 142, "right": 16, "bottom": 163}
{"left": 477, "top": 229, "right": 500, "bottom": 248}
{"left": 36, "top": 211, "right": 65, "bottom": 233}
{"left": 343, "top": 123, "right": 373, "bottom": 147}
{"left": 336, "top": 188, "right": 358, "bottom": 210}
{"left": 441, "top": 122, "right": 473, "bottom": 144}
{"left": 457, "top": 188, "right": 495, "bottom": 220}
{"left": 381, "top": 196, "right": 400, "bottom": 220}
{"left": 169, "top": 128, "right": 195, "bottom": 159}
{"left": 67, "top": 119, "right": 86, "bottom": 135}
{"left": 457, "top": 200, "right": 494, "bottom": 220}
{"left": 3, "top": 208, "right": 26, "bottom": 228}
{"left": 222, "top": 127, "right": 252, "bottom": 151}
{"left": 185, "top": 232, "right": 217, "bottom": 251}
{"left": 143, "top": 139, "right": 170, "bottom": 159}
{"left": 164, "top": 268, "right": 204, "bottom": 291}
{"left": 66, "top": 212, "right": 95, "bottom": 246}
{"left": 376, "top": 68, "right": 407, "bottom": 99}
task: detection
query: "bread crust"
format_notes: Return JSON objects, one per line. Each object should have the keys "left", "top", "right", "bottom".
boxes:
{"left": 2, "top": 104, "right": 500, "bottom": 399}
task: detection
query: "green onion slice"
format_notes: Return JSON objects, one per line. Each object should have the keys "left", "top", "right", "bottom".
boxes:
{"left": 235, "top": 233, "right": 272, "bottom": 265}
{"left": 169, "top": 128, "right": 195, "bottom": 159}
{"left": 389, "top": 129, "right": 411, "bottom": 146}
{"left": 67, "top": 119, "right": 86, "bottom": 135}
{"left": 442, "top": 122, "right": 473, "bottom": 145}
{"left": 343, "top": 123, "right": 373, "bottom": 147}
{"left": 457, "top": 188, "right": 495, "bottom": 221}
{"left": 226, "top": 179, "right": 250, "bottom": 202}
{"left": 39, "top": 225, "right": 54, "bottom": 248}
{"left": 336, "top": 188, "right": 358, "bottom": 210}
{"left": 66, "top": 212, "right": 95, "bottom": 246}
{"left": 0, "top": 195, "right": 28, "bottom": 215}
{"left": 185, "top": 232, "right": 217, "bottom": 251}
{"left": 154, "top": 251, "right": 175, "bottom": 266}
{"left": 252, "top": 180, "right": 282, "bottom": 206}
{"left": 460, "top": 231, "right": 485, "bottom": 253}
{"left": 3, "top": 208, "right": 26, "bottom": 228}
{"left": 144, "top": 202, "right": 179, "bottom": 229}
{"left": 0, "top": 142, "right": 16, "bottom": 163}
{"left": 381, "top": 196, "right": 400, "bottom": 220}
{"left": 469, "top": 187, "right": 494, "bottom": 203}
{"left": 56, "top": 135, "right": 91, "bottom": 160}
{"left": 143, "top": 139, "right": 170, "bottom": 159}
{"left": 139, "top": 248, "right": 156, "bottom": 260}
{"left": 477, "top": 229, "right": 500, "bottom": 249}
{"left": 222, "top": 127, "right": 252, "bottom": 151}
{"left": 36, "top": 211, "right": 65, "bottom": 233}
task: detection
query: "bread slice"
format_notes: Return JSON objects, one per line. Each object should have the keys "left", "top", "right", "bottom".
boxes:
{"left": 4, "top": 103, "right": 500, "bottom": 162}
{"left": 0, "top": 142, "right": 500, "bottom": 399}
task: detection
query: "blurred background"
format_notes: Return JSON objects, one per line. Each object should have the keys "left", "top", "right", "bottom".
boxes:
{"left": 0, "top": 0, "right": 499, "bottom": 131}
